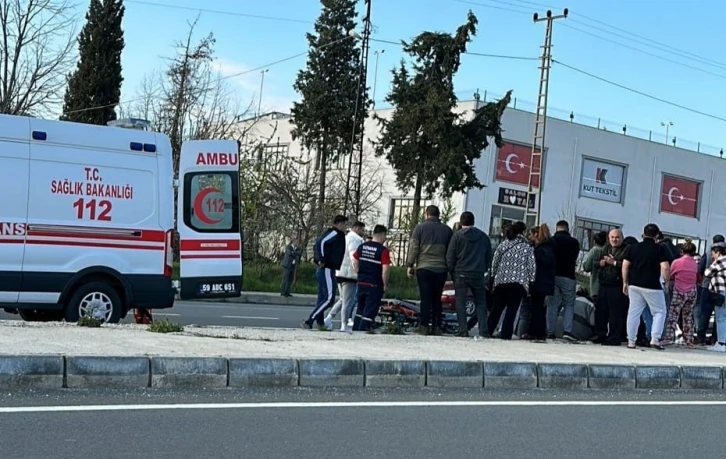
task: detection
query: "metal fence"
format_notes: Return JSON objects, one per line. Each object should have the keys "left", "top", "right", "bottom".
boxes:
{"left": 374, "top": 89, "right": 724, "bottom": 158}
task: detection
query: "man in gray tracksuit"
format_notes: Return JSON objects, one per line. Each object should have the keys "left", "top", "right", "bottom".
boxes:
{"left": 446, "top": 211, "right": 492, "bottom": 338}
{"left": 280, "top": 238, "right": 302, "bottom": 297}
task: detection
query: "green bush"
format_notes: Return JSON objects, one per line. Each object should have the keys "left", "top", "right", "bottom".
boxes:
{"left": 243, "top": 263, "right": 421, "bottom": 300}
{"left": 172, "top": 262, "right": 421, "bottom": 300}
{"left": 148, "top": 319, "right": 184, "bottom": 334}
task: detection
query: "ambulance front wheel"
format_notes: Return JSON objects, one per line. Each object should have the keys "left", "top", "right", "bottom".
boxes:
{"left": 64, "top": 282, "right": 123, "bottom": 324}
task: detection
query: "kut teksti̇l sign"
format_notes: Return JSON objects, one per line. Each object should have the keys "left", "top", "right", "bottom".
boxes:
{"left": 579, "top": 158, "right": 625, "bottom": 204}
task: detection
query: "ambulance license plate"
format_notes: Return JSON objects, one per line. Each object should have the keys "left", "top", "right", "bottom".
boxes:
{"left": 198, "top": 282, "right": 237, "bottom": 295}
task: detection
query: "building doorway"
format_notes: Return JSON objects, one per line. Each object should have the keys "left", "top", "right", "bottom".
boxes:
{"left": 489, "top": 205, "right": 536, "bottom": 248}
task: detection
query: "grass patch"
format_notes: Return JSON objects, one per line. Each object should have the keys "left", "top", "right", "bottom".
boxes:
{"left": 77, "top": 315, "right": 103, "bottom": 327}
{"left": 172, "top": 261, "right": 420, "bottom": 299}
{"left": 148, "top": 319, "right": 184, "bottom": 334}
{"left": 241, "top": 263, "right": 420, "bottom": 300}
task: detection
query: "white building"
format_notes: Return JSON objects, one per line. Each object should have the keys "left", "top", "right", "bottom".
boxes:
{"left": 240, "top": 101, "right": 726, "bottom": 256}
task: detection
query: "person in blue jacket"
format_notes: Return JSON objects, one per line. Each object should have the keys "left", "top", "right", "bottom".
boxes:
{"left": 302, "top": 215, "right": 348, "bottom": 330}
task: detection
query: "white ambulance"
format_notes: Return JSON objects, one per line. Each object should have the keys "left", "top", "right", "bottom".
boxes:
{"left": 0, "top": 115, "right": 242, "bottom": 323}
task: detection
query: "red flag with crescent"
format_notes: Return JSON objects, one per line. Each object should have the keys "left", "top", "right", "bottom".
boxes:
{"left": 660, "top": 175, "right": 699, "bottom": 218}
{"left": 495, "top": 142, "right": 541, "bottom": 187}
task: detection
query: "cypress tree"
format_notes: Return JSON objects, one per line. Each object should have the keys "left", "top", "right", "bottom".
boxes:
{"left": 61, "top": 0, "right": 125, "bottom": 124}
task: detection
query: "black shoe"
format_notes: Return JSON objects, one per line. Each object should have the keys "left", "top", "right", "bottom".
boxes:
{"left": 590, "top": 336, "right": 605, "bottom": 344}
{"left": 563, "top": 332, "right": 579, "bottom": 343}
{"left": 547, "top": 334, "right": 556, "bottom": 340}
{"left": 454, "top": 331, "right": 469, "bottom": 338}
{"left": 602, "top": 340, "right": 621, "bottom": 346}
{"left": 300, "top": 320, "right": 312, "bottom": 330}
{"left": 413, "top": 325, "right": 429, "bottom": 336}
{"left": 430, "top": 326, "right": 443, "bottom": 336}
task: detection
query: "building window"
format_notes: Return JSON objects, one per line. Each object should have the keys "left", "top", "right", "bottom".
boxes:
{"left": 574, "top": 217, "right": 620, "bottom": 252}
{"left": 388, "top": 197, "right": 431, "bottom": 230}
{"left": 259, "top": 143, "right": 289, "bottom": 162}
{"left": 662, "top": 233, "right": 705, "bottom": 255}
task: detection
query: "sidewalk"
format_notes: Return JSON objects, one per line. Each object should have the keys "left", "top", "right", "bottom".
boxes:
{"left": 0, "top": 321, "right": 723, "bottom": 391}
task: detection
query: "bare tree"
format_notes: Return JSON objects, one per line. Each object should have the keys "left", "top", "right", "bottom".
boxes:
{"left": 327, "top": 150, "right": 385, "bottom": 224}
{"left": 0, "top": 0, "right": 77, "bottom": 115}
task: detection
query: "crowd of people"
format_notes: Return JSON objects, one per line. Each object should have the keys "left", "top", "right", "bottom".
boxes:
{"left": 298, "top": 206, "right": 726, "bottom": 352}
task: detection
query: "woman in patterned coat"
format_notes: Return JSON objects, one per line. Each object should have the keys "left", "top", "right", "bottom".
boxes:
{"left": 487, "top": 221, "right": 536, "bottom": 340}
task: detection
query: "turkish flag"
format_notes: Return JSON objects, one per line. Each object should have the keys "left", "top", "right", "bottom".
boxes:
{"left": 495, "top": 142, "right": 541, "bottom": 187}
{"left": 660, "top": 175, "right": 700, "bottom": 218}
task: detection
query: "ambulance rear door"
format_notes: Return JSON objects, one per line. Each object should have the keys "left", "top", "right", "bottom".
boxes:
{"left": 177, "top": 140, "right": 242, "bottom": 300}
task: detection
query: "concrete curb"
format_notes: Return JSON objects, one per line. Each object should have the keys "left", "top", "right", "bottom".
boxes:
{"left": 0, "top": 356, "right": 724, "bottom": 390}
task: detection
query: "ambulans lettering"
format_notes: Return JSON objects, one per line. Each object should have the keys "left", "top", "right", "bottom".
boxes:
{"left": 0, "top": 222, "right": 27, "bottom": 236}
{"left": 50, "top": 167, "right": 136, "bottom": 222}
{"left": 195, "top": 152, "right": 238, "bottom": 166}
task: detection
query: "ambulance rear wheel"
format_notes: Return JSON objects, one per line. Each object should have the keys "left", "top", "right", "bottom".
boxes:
{"left": 65, "top": 282, "right": 123, "bottom": 324}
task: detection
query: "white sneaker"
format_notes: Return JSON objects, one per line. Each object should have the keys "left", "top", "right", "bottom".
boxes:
{"left": 708, "top": 343, "right": 726, "bottom": 353}
{"left": 340, "top": 324, "right": 351, "bottom": 333}
{"left": 347, "top": 318, "right": 354, "bottom": 327}
{"left": 324, "top": 317, "right": 333, "bottom": 330}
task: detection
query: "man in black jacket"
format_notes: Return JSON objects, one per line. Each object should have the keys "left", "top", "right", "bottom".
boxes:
{"left": 548, "top": 220, "right": 580, "bottom": 341}
{"left": 302, "top": 215, "right": 348, "bottom": 330}
{"left": 597, "top": 229, "right": 629, "bottom": 345}
{"left": 446, "top": 211, "right": 492, "bottom": 338}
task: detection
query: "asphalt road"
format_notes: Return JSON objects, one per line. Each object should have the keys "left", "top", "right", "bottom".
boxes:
{"left": 1, "top": 388, "right": 725, "bottom": 458}
{"left": 0, "top": 301, "right": 308, "bottom": 328}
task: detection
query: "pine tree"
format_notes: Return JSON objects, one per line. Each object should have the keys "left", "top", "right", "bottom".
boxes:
{"left": 61, "top": 0, "right": 125, "bottom": 124}
{"left": 374, "top": 11, "right": 511, "bottom": 229}
{"left": 291, "top": 0, "right": 368, "bottom": 219}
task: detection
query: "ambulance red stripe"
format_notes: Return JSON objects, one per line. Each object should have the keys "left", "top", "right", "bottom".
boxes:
{"left": 26, "top": 226, "right": 166, "bottom": 242}
{"left": 179, "top": 239, "right": 241, "bottom": 251}
{"left": 179, "top": 254, "right": 241, "bottom": 259}
{"left": 25, "top": 239, "right": 164, "bottom": 251}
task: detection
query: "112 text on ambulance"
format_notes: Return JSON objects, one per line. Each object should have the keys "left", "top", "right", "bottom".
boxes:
{"left": 50, "top": 167, "right": 134, "bottom": 222}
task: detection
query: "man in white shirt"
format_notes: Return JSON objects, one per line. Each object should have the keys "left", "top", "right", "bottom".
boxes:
{"left": 325, "top": 221, "right": 366, "bottom": 331}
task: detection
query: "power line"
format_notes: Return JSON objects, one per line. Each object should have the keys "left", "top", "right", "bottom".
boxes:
{"left": 553, "top": 59, "right": 726, "bottom": 123}
{"left": 565, "top": 19, "right": 726, "bottom": 71}
{"left": 125, "top": 0, "right": 314, "bottom": 25}
{"left": 454, "top": 0, "right": 531, "bottom": 16}
{"left": 560, "top": 23, "right": 726, "bottom": 80}
{"left": 459, "top": 0, "right": 726, "bottom": 75}
{"left": 63, "top": 35, "right": 355, "bottom": 116}
{"left": 571, "top": 12, "right": 726, "bottom": 70}
{"left": 369, "top": 37, "right": 538, "bottom": 60}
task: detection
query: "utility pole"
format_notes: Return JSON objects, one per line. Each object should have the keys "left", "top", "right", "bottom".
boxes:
{"left": 524, "top": 8, "right": 567, "bottom": 226}
{"left": 257, "top": 69, "right": 268, "bottom": 118}
{"left": 343, "top": 0, "right": 372, "bottom": 221}
{"left": 371, "top": 49, "right": 384, "bottom": 108}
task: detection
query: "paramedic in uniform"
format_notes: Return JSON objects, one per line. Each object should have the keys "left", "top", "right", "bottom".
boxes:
{"left": 352, "top": 225, "right": 391, "bottom": 332}
{"left": 302, "top": 215, "right": 348, "bottom": 330}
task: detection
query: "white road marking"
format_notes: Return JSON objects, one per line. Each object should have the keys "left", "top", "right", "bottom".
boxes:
{"left": 154, "top": 313, "right": 180, "bottom": 317}
{"left": 0, "top": 400, "right": 725, "bottom": 414}
{"left": 218, "top": 315, "right": 279, "bottom": 320}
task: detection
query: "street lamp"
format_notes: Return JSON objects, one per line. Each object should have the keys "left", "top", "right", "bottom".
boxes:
{"left": 372, "top": 49, "right": 385, "bottom": 108}
{"left": 258, "top": 69, "right": 269, "bottom": 118}
{"left": 660, "top": 121, "right": 673, "bottom": 145}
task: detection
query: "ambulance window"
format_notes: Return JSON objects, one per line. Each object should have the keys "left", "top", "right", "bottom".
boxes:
{"left": 183, "top": 172, "right": 239, "bottom": 233}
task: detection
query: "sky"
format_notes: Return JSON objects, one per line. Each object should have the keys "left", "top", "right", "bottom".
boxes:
{"left": 108, "top": 0, "right": 726, "bottom": 155}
